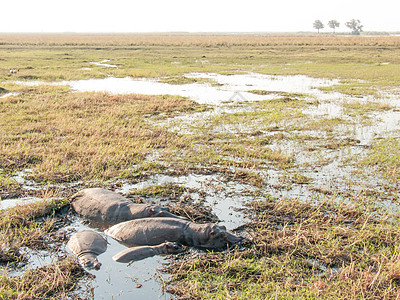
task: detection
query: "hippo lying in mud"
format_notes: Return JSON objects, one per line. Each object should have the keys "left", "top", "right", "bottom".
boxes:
{"left": 67, "top": 230, "right": 107, "bottom": 269}
{"left": 105, "top": 217, "right": 242, "bottom": 249}
{"left": 71, "top": 188, "right": 184, "bottom": 225}
{"left": 112, "top": 242, "right": 184, "bottom": 263}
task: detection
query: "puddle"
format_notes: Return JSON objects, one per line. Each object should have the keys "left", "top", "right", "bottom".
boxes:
{"left": 303, "top": 102, "right": 343, "bottom": 118}
{"left": 306, "top": 258, "right": 340, "bottom": 275}
{"left": 9, "top": 169, "right": 42, "bottom": 191}
{"left": 63, "top": 73, "right": 340, "bottom": 105}
{"left": 116, "top": 173, "right": 252, "bottom": 230}
{"left": 186, "top": 73, "right": 341, "bottom": 100}
{"left": 0, "top": 92, "right": 19, "bottom": 98}
{"left": 0, "top": 196, "right": 43, "bottom": 210}
{"left": 352, "top": 110, "right": 400, "bottom": 144}
{"left": 90, "top": 60, "right": 118, "bottom": 68}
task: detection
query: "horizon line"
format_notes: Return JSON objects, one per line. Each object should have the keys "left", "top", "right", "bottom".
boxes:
{"left": 1, "top": 30, "right": 399, "bottom": 35}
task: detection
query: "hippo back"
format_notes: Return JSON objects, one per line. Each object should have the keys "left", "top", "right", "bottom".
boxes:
{"left": 67, "top": 230, "right": 107, "bottom": 256}
{"left": 71, "top": 188, "right": 137, "bottom": 224}
{"left": 105, "top": 217, "right": 190, "bottom": 246}
{"left": 105, "top": 217, "right": 240, "bottom": 249}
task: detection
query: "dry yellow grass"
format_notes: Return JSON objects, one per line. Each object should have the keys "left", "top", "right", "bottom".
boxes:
{"left": 1, "top": 33, "right": 400, "bottom": 47}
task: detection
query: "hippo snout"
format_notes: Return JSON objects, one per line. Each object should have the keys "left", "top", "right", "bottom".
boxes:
{"left": 80, "top": 255, "right": 102, "bottom": 270}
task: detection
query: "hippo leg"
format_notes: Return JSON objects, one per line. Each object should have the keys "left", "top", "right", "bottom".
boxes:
{"left": 112, "top": 247, "right": 156, "bottom": 263}
{"left": 113, "top": 242, "right": 184, "bottom": 263}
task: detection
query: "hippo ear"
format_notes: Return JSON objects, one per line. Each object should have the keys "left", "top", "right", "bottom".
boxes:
{"left": 149, "top": 207, "right": 155, "bottom": 215}
{"left": 211, "top": 230, "right": 222, "bottom": 236}
{"left": 210, "top": 230, "right": 226, "bottom": 238}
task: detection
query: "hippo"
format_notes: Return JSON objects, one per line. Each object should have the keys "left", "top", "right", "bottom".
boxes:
{"left": 105, "top": 217, "right": 242, "bottom": 249}
{"left": 67, "top": 230, "right": 107, "bottom": 269}
{"left": 112, "top": 242, "right": 184, "bottom": 263}
{"left": 71, "top": 188, "right": 184, "bottom": 225}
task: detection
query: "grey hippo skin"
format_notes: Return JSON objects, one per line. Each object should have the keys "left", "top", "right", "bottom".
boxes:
{"left": 105, "top": 217, "right": 242, "bottom": 249}
{"left": 112, "top": 242, "right": 184, "bottom": 263}
{"left": 71, "top": 188, "right": 184, "bottom": 225}
{"left": 67, "top": 230, "right": 107, "bottom": 269}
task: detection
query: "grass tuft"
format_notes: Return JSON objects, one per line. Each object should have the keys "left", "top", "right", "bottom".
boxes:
{"left": 0, "top": 257, "right": 91, "bottom": 299}
{"left": 0, "top": 196, "right": 70, "bottom": 263}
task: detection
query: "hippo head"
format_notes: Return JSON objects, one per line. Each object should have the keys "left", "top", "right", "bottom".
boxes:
{"left": 78, "top": 253, "right": 102, "bottom": 270}
{"left": 147, "top": 206, "right": 168, "bottom": 217}
{"left": 195, "top": 224, "right": 230, "bottom": 249}
{"left": 163, "top": 242, "right": 184, "bottom": 254}
{"left": 213, "top": 224, "right": 243, "bottom": 245}
{"left": 195, "top": 224, "right": 243, "bottom": 249}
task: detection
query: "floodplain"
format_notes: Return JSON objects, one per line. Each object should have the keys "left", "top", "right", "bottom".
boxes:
{"left": 0, "top": 33, "right": 400, "bottom": 299}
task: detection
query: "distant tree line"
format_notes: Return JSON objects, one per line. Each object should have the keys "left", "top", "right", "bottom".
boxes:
{"left": 313, "top": 19, "right": 363, "bottom": 35}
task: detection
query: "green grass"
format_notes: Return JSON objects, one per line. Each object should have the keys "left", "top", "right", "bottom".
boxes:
{"left": 204, "top": 97, "right": 308, "bottom": 132}
{"left": 249, "top": 90, "right": 309, "bottom": 98}
{"left": 318, "top": 82, "right": 381, "bottom": 97}
{"left": 128, "top": 183, "right": 188, "bottom": 199}
{"left": 301, "top": 117, "right": 350, "bottom": 132}
{"left": 361, "top": 137, "right": 400, "bottom": 182}
{"left": 158, "top": 76, "right": 221, "bottom": 86}
{"left": 342, "top": 100, "right": 393, "bottom": 116}
{"left": 0, "top": 171, "right": 21, "bottom": 198}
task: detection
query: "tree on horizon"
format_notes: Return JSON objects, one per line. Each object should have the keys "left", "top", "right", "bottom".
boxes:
{"left": 328, "top": 20, "right": 340, "bottom": 33}
{"left": 313, "top": 20, "right": 324, "bottom": 33}
{"left": 345, "top": 19, "right": 363, "bottom": 35}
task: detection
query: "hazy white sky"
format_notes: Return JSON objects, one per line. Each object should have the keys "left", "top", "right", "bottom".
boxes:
{"left": 1, "top": 0, "right": 398, "bottom": 33}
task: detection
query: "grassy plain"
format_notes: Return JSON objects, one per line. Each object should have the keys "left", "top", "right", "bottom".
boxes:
{"left": 1, "top": 33, "right": 400, "bottom": 89}
{"left": 0, "top": 34, "right": 400, "bottom": 299}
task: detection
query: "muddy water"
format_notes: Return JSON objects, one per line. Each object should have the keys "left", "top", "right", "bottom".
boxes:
{"left": 2, "top": 211, "right": 173, "bottom": 299}
{"left": 0, "top": 196, "right": 43, "bottom": 210}
{"left": 65, "top": 219, "right": 173, "bottom": 300}
{"left": 3, "top": 173, "right": 254, "bottom": 299}
{"left": 116, "top": 173, "right": 253, "bottom": 230}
